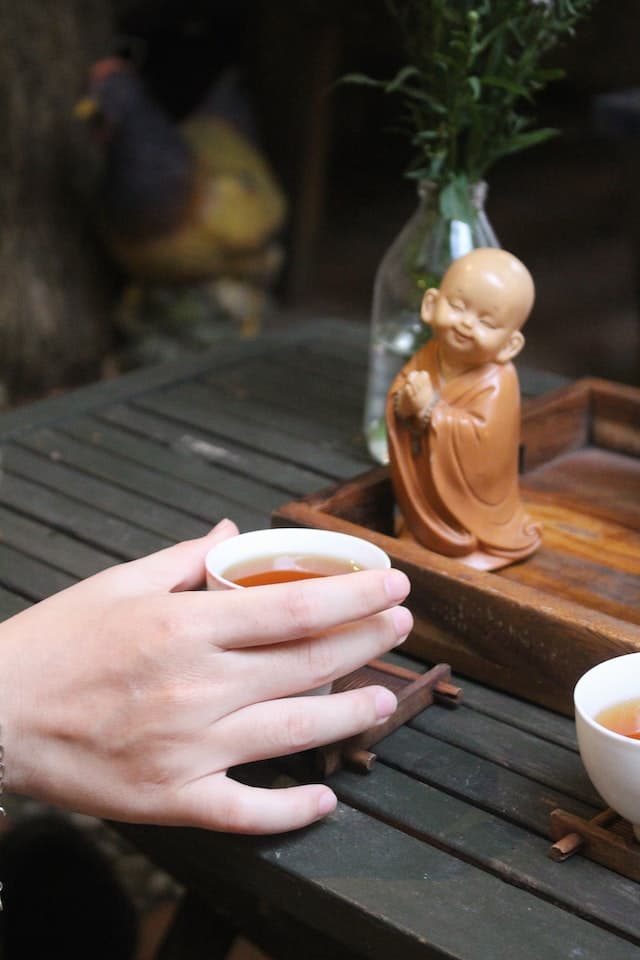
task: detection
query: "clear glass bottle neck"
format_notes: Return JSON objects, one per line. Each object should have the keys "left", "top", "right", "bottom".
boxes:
{"left": 417, "top": 179, "right": 488, "bottom": 211}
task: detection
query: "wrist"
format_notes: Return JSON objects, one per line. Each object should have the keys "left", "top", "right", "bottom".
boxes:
{"left": 0, "top": 608, "right": 42, "bottom": 798}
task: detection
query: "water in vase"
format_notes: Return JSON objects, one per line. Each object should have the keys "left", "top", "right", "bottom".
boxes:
{"left": 363, "top": 314, "right": 423, "bottom": 463}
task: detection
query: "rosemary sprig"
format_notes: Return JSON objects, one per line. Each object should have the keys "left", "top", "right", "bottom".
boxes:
{"left": 344, "top": 0, "right": 595, "bottom": 213}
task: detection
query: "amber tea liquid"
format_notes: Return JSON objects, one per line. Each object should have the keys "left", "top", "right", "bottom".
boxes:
{"left": 223, "top": 553, "right": 361, "bottom": 587}
{"left": 596, "top": 697, "right": 640, "bottom": 740}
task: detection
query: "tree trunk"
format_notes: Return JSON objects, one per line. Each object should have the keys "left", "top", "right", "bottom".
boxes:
{"left": 0, "top": 0, "right": 117, "bottom": 405}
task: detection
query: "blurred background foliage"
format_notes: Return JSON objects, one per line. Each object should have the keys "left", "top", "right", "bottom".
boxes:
{"left": 0, "top": 0, "right": 638, "bottom": 405}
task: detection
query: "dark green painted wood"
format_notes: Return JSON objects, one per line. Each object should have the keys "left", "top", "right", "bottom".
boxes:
{"left": 0, "top": 543, "right": 76, "bottom": 599}
{"left": 7, "top": 442, "right": 209, "bottom": 542}
{"left": 116, "top": 801, "right": 640, "bottom": 960}
{"left": 195, "top": 373, "right": 367, "bottom": 454}
{"left": 59, "top": 415, "right": 289, "bottom": 516}
{"left": 0, "top": 504, "right": 118, "bottom": 579}
{"left": 329, "top": 762, "right": 640, "bottom": 945}
{"left": 97, "top": 403, "right": 326, "bottom": 497}
{"left": 0, "top": 469, "right": 168, "bottom": 559}
{"left": 134, "top": 384, "right": 365, "bottom": 479}
{"left": 409, "top": 699, "right": 599, "bottom": 806}
{"left": 0, "top": 586, "right": 30, "bottom": 619}
{"left": 175, "top": 377, "right": 370, "bottom": 466}
{"left": 57, "top": 417, "right": 292, "bottom": 526}
{"left": 214, "top": 346, "right": 365, "bottom": 396}
{"left": 7, "top": 436, "right": 264, "bottom": 540}
{"left": 277, "top": 340, "right": 369, "bottom": 380}
{"left": 374, "top": 724, "right": 598, "bottom": 835}
{"left": 0, "top": 318, "right": 283, "bottom": 427}
{"left": 0, "top": 330, "right": 284, "bottom": 441}
{"left": 451, "top": 673, "right": 579, "bottom": 752}
{"left": 389, "top": 651, "right": 579, "bottom": 751}
{"left": 203, "top": 355, "right": 366, "bottom": 424}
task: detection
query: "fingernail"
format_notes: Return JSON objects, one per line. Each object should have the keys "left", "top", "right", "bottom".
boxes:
{"left": 375, "top": 686, "right": 398, "bottom": 719}
{"left": 391, "top": 605, "right": 413, "bottom": 644}
{"left": 384, "top": 569, "right": 410, "bottom": 603}
{"left": 213, "top": 518, "right": 235, "bottom": 534}
{"left": 317, "top": 790, "right": 337, "bottom": 818}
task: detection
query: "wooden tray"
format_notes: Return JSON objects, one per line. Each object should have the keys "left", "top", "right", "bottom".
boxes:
{"left": 273, "top": 378, "right": 640, "bottom": 717}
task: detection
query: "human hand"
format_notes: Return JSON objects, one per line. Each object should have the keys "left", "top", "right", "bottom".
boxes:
{"left": 395, "top": 370, "right": 434, "bottom": 420}
{"left": 0, "top": 521, "right": 412, "bottom": 834}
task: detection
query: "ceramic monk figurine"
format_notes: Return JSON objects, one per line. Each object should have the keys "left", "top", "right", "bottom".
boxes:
{"left": 386, "top": 247, "right": 542, "bottom": 571}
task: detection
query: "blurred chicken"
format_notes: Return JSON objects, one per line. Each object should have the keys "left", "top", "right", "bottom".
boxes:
{"left": 75, "top": 57, "right": 287, "bottom": 342}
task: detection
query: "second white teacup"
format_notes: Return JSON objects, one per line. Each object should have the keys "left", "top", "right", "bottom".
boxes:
{"left": 574, "top": 652, "right": 640, "bottom": 839}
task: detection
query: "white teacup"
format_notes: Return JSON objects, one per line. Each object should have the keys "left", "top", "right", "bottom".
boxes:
{"left": 574, "top": 652, "right": 640, "bottom": 839}
{"left": 205, "top": 527, "right": 391, "bottom": 695}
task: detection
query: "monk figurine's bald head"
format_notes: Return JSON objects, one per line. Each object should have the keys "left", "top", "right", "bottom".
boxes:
{"left": 421, "top": 248, "right": 535, "bottom": 375}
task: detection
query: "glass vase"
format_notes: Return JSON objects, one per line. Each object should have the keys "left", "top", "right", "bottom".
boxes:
{"left": 363, "top": 179, "right": 499, "bottom": 463}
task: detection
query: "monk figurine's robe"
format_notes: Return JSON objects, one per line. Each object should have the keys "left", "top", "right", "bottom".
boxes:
{"left": 386, "top": 340, "right": 541, "bottom": 566}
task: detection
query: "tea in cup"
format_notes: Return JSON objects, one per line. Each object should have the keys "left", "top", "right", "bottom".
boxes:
{"left": 574, "top": 653, "right": 640, "bottom": 839}
{"left": 205, "top": 527, "right": 391, "bottom": 695}
{"left": 205, "top": 527, "right": 390, "bottom": 591}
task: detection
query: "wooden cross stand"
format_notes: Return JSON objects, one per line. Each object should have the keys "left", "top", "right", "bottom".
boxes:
{"left": 549, "top": 807, "right": 640, "bottom": 883}
{"left": 316, "top": 660, "right": 462, "bottom": 777}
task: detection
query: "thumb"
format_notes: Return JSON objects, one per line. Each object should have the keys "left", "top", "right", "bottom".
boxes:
{"left": 121, "top": 518, "right": 240, "bottom": 594}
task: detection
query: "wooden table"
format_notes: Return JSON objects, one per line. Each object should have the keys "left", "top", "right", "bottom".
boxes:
{"left": 1, "top": 321, "right": 638, "bottom": 960}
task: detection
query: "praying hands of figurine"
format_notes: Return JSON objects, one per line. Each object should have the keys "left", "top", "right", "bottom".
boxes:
{"left": 0, "top": 520, "right": 412, "bottom": 835}
{"left": 394, "top": 369, "right": 436, "bottom": 426}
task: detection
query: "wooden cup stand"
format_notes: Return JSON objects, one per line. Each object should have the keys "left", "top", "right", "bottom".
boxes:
{"left": 549, "top": 807, "right": 640, "bottom": 882}
{"left": 315, "top": 660, "right": 462, "bottom": 777}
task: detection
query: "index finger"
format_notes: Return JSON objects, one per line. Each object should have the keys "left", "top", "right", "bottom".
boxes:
{"left": 203, "top": 568, "right": 411, "bottom": 650}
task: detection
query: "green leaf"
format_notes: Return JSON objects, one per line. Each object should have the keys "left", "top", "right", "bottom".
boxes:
{"left": 481, "top": 74, "right": 530, "bottom": 97}
{"left": 398, "top": 86, "right": 448, "bottom": 113}
{"left": 439, "top": 175, "right": 476, "bottom": 222}
{"left": 468, "top": 76, "right": 482, "bottom": 100}
{"left": 344, "top": 0, "right": 595, "bottom": 183}
{"left": 338, "top": 72, "right": 385, "bottom": 89}
{"left": 413, "top": 129, "right": 440, "bottom": 141}
{"left": 386, "top": 65, "right": 423, "bottom": 92}
{"left": 536, "top": 67, "right": 567, "bottom": 82}
{"left": 501, "top": 127, "right": 558, "bottom": 153}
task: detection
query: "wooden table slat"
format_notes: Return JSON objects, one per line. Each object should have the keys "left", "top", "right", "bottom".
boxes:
{"left": 409, "top": 700, "right": 600, "bottom": 806}
{"left": 329, "top": 763, "right": 640, "bottom": 945}
{"left": 167, "top": 375, "right": 370, "bottom": 464}
{"left": 60, "top": 414, "right": 289, "bottom": 515}
{"left": 374, "top": 725, "right": 598, "bottom": 835}
{"left": 391, "top": 652, "right": 579, "bottom": 751}
{"left": 0, "top": 502, "right": 119, "bottom": 580}
{"left": 0, "top": 542, "right": 76, "bottom": 600}
{"left": 202, "top": 354, "right": 366, "bottom": 418}
{"left": 116, "top": 804, "right": 640, "bottom": 960}
{"left": 195, "top": 373, "right": 369, "bottom": 457}
{"left": 134, "top": 384, "right": 366, "bottom": 479}
{"left": 276, "top": 340, "right": 369, "bottom": 380}
{"left": 0, "top": 469, "right": 169, "bottom": 560}
{"left": 0, "top": 341, "right": 268, "bottom": 440}
{"left": 0, "top": 585, "right": 31, "bottom": 619}
{"left": 98, "top": 403, "right": 327, "bottom": 497}
{"left": 17, "top": 429, "right": 264, "bottom": 533}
